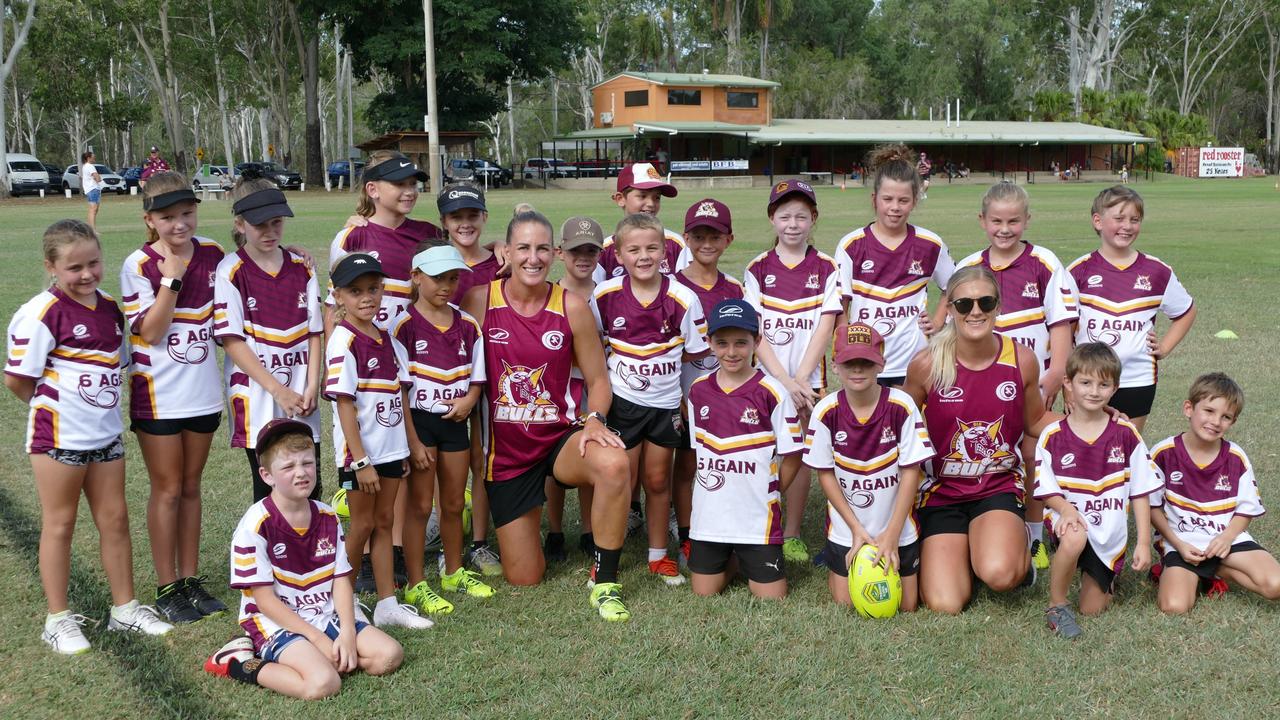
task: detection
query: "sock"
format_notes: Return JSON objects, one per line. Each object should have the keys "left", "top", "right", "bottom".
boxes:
{"left": 111, "top": 599, "right": 139, "bottom": 618}
{"left": 1027, "top": 521, "right": 1044, "bottom": 545}
{"left": 375, "top": 595, "right": 399, "bottom": 615}
{"left": 647, "top": 547, "right": 667, "bottom": 562}
{"left": 630, "top": 501, "right": 642, "bottom": 514}
{"left": 579, "top": 532, "right": 594, "bottom": 553}
{"left": 594, "top": 546, "right": 622, "bottom": 584}
{"left": 471, "top": 539, "right": 487, "bottom": 551}
{"left": 228, "top": 657, "right": 270, "bottom": 686}
{"left": 678, "top": 526, "right": 690, "bottom": 543}
{"left": 46, "top": 609, "right": 69, "bottom": 628}
{"left": 546, "top": 531, "right": 564, "bottom": 543}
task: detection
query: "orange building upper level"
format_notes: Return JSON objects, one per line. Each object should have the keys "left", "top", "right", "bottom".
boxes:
{"left": 591, "top": 72, "right": 778, "bottom": 129}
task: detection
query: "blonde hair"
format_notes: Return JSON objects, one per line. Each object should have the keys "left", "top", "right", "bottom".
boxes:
{"left": 868, "top": 144, "right": 921, "bottom": 196}
{"left": 927, "top": 265, "right": 1000, "bottom": 392}
{"left": 1091, "top": 185, "right": 1144, "bottom": 225}
{"left": 1187, "top": 372, "right": 1244, "bottom": 416}
{"left": 43, "top": 218, "right": 100, "bottom": 264}
{"left": 228, "top": 177, "right": 280, "bottom": 248}
{"left": 141, "top": 171, "right": 193, "bottom": 244}
{"left": 1066, "top": 342, "right": 1121, "bottom": 385}
{"left": 357, "top": 150, "right": 410, "bottom": 217}
{"left": 513, "top": 202, "right": 535, "bottom": 217}
{"left": 980, "top": 181, "right": 1030, "bottom": 215}
{"left": 613, "top": 212, "right": 664, "bottom": 249}
{"left": 259, "top": 433, "right": 315, "bottom": 473}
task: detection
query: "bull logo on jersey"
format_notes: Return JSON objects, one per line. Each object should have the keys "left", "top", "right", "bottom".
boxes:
{"left": 740, "top": 407, "right": 760, "bottom": 425}
{"left": 314, "top": 536, "right": 336, "bottom": 558}
{"left": 78, "top": 373, "right": 121, "bottom": 409}
{"left": 1107, "top": 446, "right": 1125, "bottom": 464}
{"left": 494, "top": 361, "right": 559, "bottom": 426}
{"left": 880, "top": 425, "right": 897, "bottom": 445}
{"left": 940, "top": 418, "right": 1017, "bottom": 478}
{"left": 908, "top": 259, "right": 924, "bottom": 275}
{"left": 1214, "top": 474, "right": 1231, "bottom": 492}
{"left": 1022, "top": 282, "right": 1040, "bottom": 299}
{"left": 1133, "top": 275, "right": 1152, "bottom": 291}
{"left": 659, "top": 258, "right": 672, "bottom": 274}
{"left": 297, "top": 292, "right": 308, "bottom": 309}
{"left": 696, "top": 469, "right": 726, "bottom": 492}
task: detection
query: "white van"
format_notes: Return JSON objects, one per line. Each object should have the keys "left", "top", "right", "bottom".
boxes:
{"left": 5, "top": 153, "right": 50, "bottom": 197}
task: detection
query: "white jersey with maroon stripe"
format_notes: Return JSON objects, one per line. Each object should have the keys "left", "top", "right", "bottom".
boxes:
{"left": 742, "top": 246, "right": 842, "bottom": 388}
{"left": 804, "top": 387, "right": 933, "bottom": 546}
{"left": 1033, "top": 418, "right": 1161, "bottom": 570}
{"left": 323, "top": 322, "right": 410, "bottom": 469}
{"left": 1150, "top": 435, "right": 1263, "bottom": 552}
{"left": 687, "top": 370, "right": 803, "bottom": 545}
{"left": 6, "top": 288, "right": 126, "bottom": 452}
{"left": 390, "top": 305, "right": 485, "bottom": 411}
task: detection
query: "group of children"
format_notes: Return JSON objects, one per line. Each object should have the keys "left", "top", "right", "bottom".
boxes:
{"left": 6, "top": 147, "right": 1276, "bottom": 696}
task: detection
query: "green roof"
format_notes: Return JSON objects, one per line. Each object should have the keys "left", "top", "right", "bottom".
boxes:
{"left": 596, "top": 72, "right": 780, "bottom": 89}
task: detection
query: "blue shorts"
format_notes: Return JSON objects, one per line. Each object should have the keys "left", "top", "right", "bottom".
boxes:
{"left": 86, "top": 188, "right": 102, "bottom": 204}
{"left": 258, "top": 617, "right": 370, "bottom": 662}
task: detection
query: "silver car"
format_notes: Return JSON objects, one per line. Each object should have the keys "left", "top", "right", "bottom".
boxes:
{"left": 62, "top": 164, "right": 128, "bottom": 194}
{"left": 192, "top": 164, "right": 233, "bottom": 191}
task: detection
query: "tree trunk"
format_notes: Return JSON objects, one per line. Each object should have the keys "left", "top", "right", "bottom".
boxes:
{"left": 335, "top": 26, "right": 344, "bottom": 162}
{"left": 207, "top": 0, "right": 235, "bottom": 172}
{"left": 0, "top": 0, "right": 37, "bottom": 197}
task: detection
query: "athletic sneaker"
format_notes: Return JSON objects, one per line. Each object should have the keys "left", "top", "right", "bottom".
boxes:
{"left": 667, "top": 508, "right": 679, "bottom": 545}
{"left": 782, "top": 536, "right": 809, "bottom": 564}
{"left": 330, "top": 488, "right": 349, "bottom": 519}
{"left": 404, "top": 580, "right": 454, "bottom": 615}
{"left": 1030, "top": 539, "right": 1050, "bottom": 571}
{"left": 468, "top": 544, "right": 502, "bottom": 577}
{"left": 589, "top": 582, "right": 631, "bottom": 622}
{"left": 43, "top": 611, "right": 93, "bottom": 655}
{"left": 437, "top": 552, "right": 447, "bottom": 577}
{"left": 626, "top": 507, "right": 644, "bottom": 538}
{"left": 648, "top": 555, "right": 686, "bottom": 586}
{"left": 441, "top": 567, "right": 496, "bottom": 598}
{"left": 156, "top": 581, "right": 204, "bottom": 624}
{"left": 204, "top": 636, "right": 255, "bottom": 677}
{"left": 372, "top": 600, "right": 435, "bottom": 629}
{"left": 182, "top": 576, "right": 227, "bottom": 616}
{"left": 353, "top": 599, "right": 371, "bottom": 624}
{"left": 393, "top": 546, "right": 409, "bottom": 589}
{"left": 1045, "top": 604, "right": 1083, "bottom": 639}
{"left": 1204, "top": 577, "right": 1230, "bottom": 598}
{"left": 544, "top": 532, "right": 567, "bottom": 562}
{"left": 1019, "top": 560, "right": 1038, "bottom": 588}
{"left": 354, "top": 554, "right": 377, "bottom": 594}
{"left": 678, "top": 539, "right": 691, "bottom": 574}
{"left": 108, "top": 600, "right": 174, "bottom": 636}
{"left": 1149, "top": 562, "right": 1163, "bottom": 584}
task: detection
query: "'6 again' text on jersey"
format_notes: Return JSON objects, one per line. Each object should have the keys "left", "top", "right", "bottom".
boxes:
{"left": 956, "top": 243, "right": 1077, "bottom": 369}
{"left": 592, "top": 275, "right": 707, "bottom": 410}
{"left": 391, "top": 305, "right": 485, "bottom": 412}
{"left": 835, "top": 224, "right": 955, "bottom": 378}
{"left": 742, "top": 246, "right": 842, "bottom": 388}
{"left": 686, "top": 370, "right": 803, "bottom": 545}
{"left": 323, "top": 321, "right": 410, "bottom": 469}
{"left": 327, "top": 218, "right": 444, "bottom": 328}
{"left": 1068, "top": 251, "right": 1193, "bottom": 388}
{"left": 804, "top": 387, "right": 934, "bottom": 547}
{"left": 674, "top": 270, "right": 744, "bottom": 391}
{"left": 920, "top": 334, "right": 1027, "bottom": 507}
{"left": 1150, "top": 435, "right": 1264, "bottom": 552}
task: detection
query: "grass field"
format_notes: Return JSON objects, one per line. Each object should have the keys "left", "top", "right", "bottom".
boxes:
{"left": 1, "top": 176, "right": 1278, "bottom": 719}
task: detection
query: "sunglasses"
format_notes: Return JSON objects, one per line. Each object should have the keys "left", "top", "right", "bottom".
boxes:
{"left": 949, "top": 295, "right": 998, "bottom": 314}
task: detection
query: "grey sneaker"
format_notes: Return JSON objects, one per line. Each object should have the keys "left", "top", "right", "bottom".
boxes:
{"left": 1046, "top": 604, "right": 1083, "bottom": 639}
{"left": 468, "top": 544, "right": 503, "bottom": 577}
{"left": 667, "top": 508, "right": 680, "bottom": 545}
{"left": 626, "top": 507, "right": 644, "bottom": 538}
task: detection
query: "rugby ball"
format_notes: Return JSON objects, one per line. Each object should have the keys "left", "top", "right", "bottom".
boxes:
{"left": 848, "top": 544, "right": 902, "bottom": 618}
{"left": 331, "top": 488, "right": 349, "bottom": 520}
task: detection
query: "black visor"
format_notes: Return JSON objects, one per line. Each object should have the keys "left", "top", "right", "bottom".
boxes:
{"left": 232, "top": 187, "right": 293, "bottom": 225}
{"left": 143, "top": 189, "right": 200, "bottom": 212}
{"left": 362, "top": 158, "right": 429, "bottom": 184}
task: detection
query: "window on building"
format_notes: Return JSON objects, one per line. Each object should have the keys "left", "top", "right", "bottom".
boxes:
{"left": 727, "top": 91, "right": 759, "bottom": 109}
{"left": 624, "top": 90, "right": 649, "bottom": 107}
{"left": 667, "top": 89, "right": 702, "bottom": 106}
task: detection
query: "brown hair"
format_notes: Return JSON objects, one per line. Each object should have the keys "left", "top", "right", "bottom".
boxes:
{"left": 867, "top": 144, "right": 922, "bottom": 196}
{"left": 259, "top": 432, "right": 315, "bottom": 473}
{"left": 927, "top": 265, "right": 1000, "bottom": 392}
{"left": 1091, "top": 185, "right": 1144, "bottom": 226}
{"left": 357, "top": 150, "right": 412, "bottom": 217}
{"left": 980, "top": 181, "right": 1030, "bottom": 215}
{"left": 43, "top": 218, "right": 100, "bottom": 265}
{"left": 407, "top": 238, "right": 449, "bottom": 303}
{"left": 1066, "top": 342, "right": 1121, "bottom": 385}
{"left": 228, "top": 177, "right": 280, "bottom": 248}
{"left": 141, "top": 171, "right": 194, "bottom": 244}
{"left": 613, "top": 212, "right": 665, "bottom": 249}
{"left": 1187, "top": 372, "right": 1244, "bottom": 416}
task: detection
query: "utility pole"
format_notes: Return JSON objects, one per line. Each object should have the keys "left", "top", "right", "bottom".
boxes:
{"left": 423, "top": 0, "right": 441, "bottom": 195}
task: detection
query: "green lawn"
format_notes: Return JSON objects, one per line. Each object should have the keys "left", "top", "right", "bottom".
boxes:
{"left": 1, "top": 177, "right": 1278, "bottom": 718}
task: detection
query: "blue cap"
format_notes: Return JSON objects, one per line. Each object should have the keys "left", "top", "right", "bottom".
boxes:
{"left": 706, "top": 299, "right": 758, "bottom": 335}
{"left": 411, "top": 245, "right": 470, "bottom": 276}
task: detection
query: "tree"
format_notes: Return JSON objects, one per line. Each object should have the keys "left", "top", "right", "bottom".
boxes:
{"left": 0, "top": 0, "right": 35, "bottom": 196}
{"left": 1033, "top": 89, "right": 1074, "bottom": 120}
{"left": 1157, "top": 0, "right": 1263, "bottom": 115}
{"left": 1261, "top": 2, "right": 1280, "bottom": 170}
{"left": 756, "top": 0, "right": 793, "bottom": 79}
{"left": 128, "top": 0, "right": 193, "bottom": 172}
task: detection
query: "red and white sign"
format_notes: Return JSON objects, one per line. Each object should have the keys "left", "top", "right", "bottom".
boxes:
{"left": 1198, "top": 147, "right": 1244, "bottom": 178}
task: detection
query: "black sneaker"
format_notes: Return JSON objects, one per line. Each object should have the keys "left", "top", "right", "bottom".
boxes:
{"left": 354, "top": 554, "right": 377, "bottom": 594}
{"left": 156, "top": 581, "right": 204, "bottom": 624}
{"left": 181, "top": 576, "right": 227, "bottom": 616}
{"left": 544, "top": 532, "right": 567, "bottom": 562}
{"left": 393, "top": 546, "right": 408, "bottom": 588}
{"left": 578, "top": 532, "right": 595, "bottom": 556}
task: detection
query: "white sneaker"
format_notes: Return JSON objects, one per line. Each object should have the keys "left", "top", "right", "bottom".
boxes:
{"left": 467, "top": 544, "right": 503, "bottom": 577}
{"left": 372, "top": 600, "right": 434, "bottom": 629}
{"left": 353, "top": 599, "right": 371, "bottom": 624}
{"left": 437, "top": 552, "right": 446, "bottom": 577}
{"left": 43, "top": 611, "right": 93, "bottom": 655}
{"left": 107, "top": 600, "right": 174, "bottom": 636}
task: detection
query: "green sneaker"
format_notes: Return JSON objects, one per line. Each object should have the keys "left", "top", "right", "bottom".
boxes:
{"left": 782, "top": 536, "right": 810, "bottom": 564}
{"left": 1031, "top": 539, "right": 1050, "bottom": 571}
{"left": 589, "top": 582, "right": 630, "bottom": 622}
{"left": 404, "top": 580, "right": 454, "bottom": 615}
{"left": 441, "top": 567, "right": 495, "bottom": 598}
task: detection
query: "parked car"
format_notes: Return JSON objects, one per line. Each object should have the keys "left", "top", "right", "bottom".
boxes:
{"left": 4, "top": 153, "right": 51, "bottom": 197}
{"left": 326, "top": 160, "right": 365, "bottom": 187}
{"left": 522, "top": 157, "right": 576, "bottom": 179}
{"left": 62, "top": 164, "right": 128, "bottom": 195}
{"left": 191, "top": 164, "right": 233, "bottom": 191}
{"left": 448, "top": 158, "right": 511, "bottom": 186}
{"left": 120, "top": 166, "right": 143, "bottom": 190}
{"left": 235, "top": 161, "right": 302, "bottom": 190}
{"left": 41, "top": 162, "right": 63, "bottom": 193}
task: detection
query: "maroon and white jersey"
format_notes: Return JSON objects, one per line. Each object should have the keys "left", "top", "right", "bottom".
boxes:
{"left": 835, "top": 224, "right": 955, "bottom": 377}
{"left": 920, "top": 334, "right": 1027, "bottom": 507}
{"left": 1150, "top": 435, "right": 1263, "bottom": 552}
{"left": 956, "top": 243, "right": 1076, "bottom": 369}
{"left": 120, "top": 237, "right": 225, "bottom": 420}
{"left": 1034, "top": 418, "right": 1161, "bottom": 570}
{"left": 6, "top": 288, "right": 126, "bottom": 453}
{"left": 742, "top": 246, "right": 842, "bottom": 388}
{"left": 481, "top": 281, "right": 580, "bottom": 483}
{"left": 804, "top": 387, "right": 934, "bottom": 547}
{"left": 214, "top": 249, "right": 322, "bottom": 448}
{"left": 594, "top": 228, "right": 691, "bottom": 283}
{"left": 592, "top": 275, "right": 706, "bottom": 410}
{"left": 452, "top": 252, "right": 501, "bottom": 305}
{"left": 1068, "top": 251, "right": 1193, "bottom": 388}
{"left": 323, "top": 322, "right": 410, "bottom": 469}
{"left": 230, "top": 498, "right": 352, "bottom": 652}
{"left": 686, "top": 370, "right": 803, "bottom": 545}
{"left": 327, "top": 219, "right": 444, "bottom": 327}
{"left": 391, "top": 305, "right": 485, "bottom": 412}
{"left": 674, "top": 270, "right": 744, "bottom": 392}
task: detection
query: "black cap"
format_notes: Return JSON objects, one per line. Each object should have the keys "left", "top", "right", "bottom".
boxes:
{"left": 362, "top": 157, "right": 428, "bottom": 184}
{"left": 255, "top": 418, "right": 315, "bottom": 456}
{"left": 143, "top": 188, "right": 200, "bottom": 212}
{"left": 437, "top": 185, "right": 486, "bottom": 215}
{"left": 706, "top": 298, "right": 759, "bottom": 335}
{"left": 330, "top": 252, "right": 386, "bottom": 288}
{"left": 232, "top": 187, "right": 293, "bottom": 225}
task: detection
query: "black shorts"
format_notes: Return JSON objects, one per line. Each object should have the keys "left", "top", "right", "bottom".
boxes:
{"left": 1109, "top": 384, "right": 1157, "bottom": 418}
{"left": 687, "top": 539, "right": 785, "bottom": 583}
{"left": 486, "top": 428, "right": 578, "bottom": 528}
{"left": 337, "top": 458, "right": 407, "bottom": 492}
{"left": 131, "top": 412, "right": 221, "bottom": 435}
{"left": 1078, "top": 541, "right": 1118, "bottom": 594}
{"left": 608, "top": 396, "right": 683, "bottom": 450}
{"left": 411, "top": 409, "right": 471, "bottom": 452}
{"left": 823, "top": 538, "right": 921, "bottom": 578}
{"left": 1161, "top": 541, "right": 1265, "bottom": 581}
{"left": 919, "top": 493, "right": 1024, "bottom": 538}
{"left": 876, "top": 376, "right": 906, "bottom": 388}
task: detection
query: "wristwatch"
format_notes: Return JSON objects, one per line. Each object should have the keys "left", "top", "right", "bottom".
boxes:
{"left": 350, "top": 456, "right": 372, "bottom": 471}
{"left": 160, "top": 276, "right": 183, "bottom": 293}
{"left": 582, "top": 411, "right": 606, "bottom": 426}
